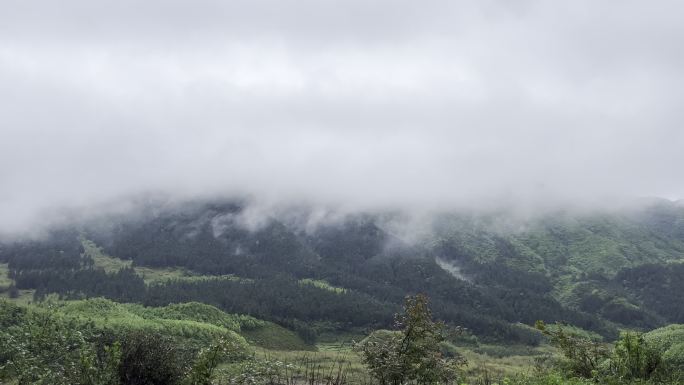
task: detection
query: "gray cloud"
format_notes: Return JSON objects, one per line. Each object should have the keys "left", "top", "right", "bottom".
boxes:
{"left": 1, "top": 0, "right": 684, "bottom": 233}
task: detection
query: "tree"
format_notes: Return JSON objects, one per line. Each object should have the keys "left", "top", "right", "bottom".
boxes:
{"left": 357, "top": 294, "right": 466, "bottom": 385}
{"left": 535, "top": 321, "right": 609, "bottom": 378}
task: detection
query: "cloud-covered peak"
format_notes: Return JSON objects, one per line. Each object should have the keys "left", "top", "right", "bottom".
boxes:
{"left": 1, "top": 0, "right": 684, "bottom": 233}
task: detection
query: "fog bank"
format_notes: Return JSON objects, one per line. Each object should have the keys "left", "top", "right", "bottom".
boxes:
{"left": 2, "top": 0, "right": 684, "bottom": 234}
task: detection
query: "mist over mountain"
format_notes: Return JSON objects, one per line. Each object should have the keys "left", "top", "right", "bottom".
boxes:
{"left": 3, "top": 0, "right": 684, "bottom": 236}
{"left": 2, "top": 197, "right": 684, "bottom": 344}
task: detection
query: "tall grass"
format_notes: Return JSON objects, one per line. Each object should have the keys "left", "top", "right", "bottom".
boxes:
{"left": 219, "top": 350, "right": 368, "bottom": 385}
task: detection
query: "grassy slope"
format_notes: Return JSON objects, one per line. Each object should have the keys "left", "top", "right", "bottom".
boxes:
{"left": 299, "top": 278, "right": 347, "bottom": 294}
{"left": 84, "top": 238, "right": 251, "bottom": 284}
{"left": 5, "top": 296, "right": 554, "bottom": 380}
{"left": 55, "top": 298, "right": 247, "bottom": 344}
{"left": 81, "top": 239, "right": 315, "bottom": 350}
{"left": 83, "top": 238, "right": 188, "bottom": 284}
{"left": 242, "top": 323, "right": 315, "bottom": 351}
{"left": 20, "top": 297, "right": 313, "bottom": 351}
{"left": 5, "top": 240, "right": 316, "bottom": 352}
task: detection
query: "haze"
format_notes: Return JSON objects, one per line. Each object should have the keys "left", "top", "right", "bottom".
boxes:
{"left": 2, "top": 0, "right": 684, "bottom": 233}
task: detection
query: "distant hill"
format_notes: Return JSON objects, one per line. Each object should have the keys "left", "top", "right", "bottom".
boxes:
{"left": 2, "top": 199, "right": 684, "bottom": 344}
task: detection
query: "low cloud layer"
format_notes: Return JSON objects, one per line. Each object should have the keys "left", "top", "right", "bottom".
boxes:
{"left": 1, "top": 0, "right": 684, "bottom": 233}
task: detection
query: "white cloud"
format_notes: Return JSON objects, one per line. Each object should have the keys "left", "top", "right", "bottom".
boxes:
{"left": 1, "top": 0, "right": 684, "bottom": 233}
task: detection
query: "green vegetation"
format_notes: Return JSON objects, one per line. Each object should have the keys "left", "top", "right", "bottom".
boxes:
{"left": 0, "top": 262, "right": 12, "bottom": 289}
{"left": 82, "top": 239, "right": 132, "bottom": 273}
{"left": 242, "top": 321, "right": 314, "bottom": 351}
{"left": 356, "top": 294, "right": 467, "bottom": 384}
{"left": 45, "top": 298, "right": 316, "bottom": 351}
{"left": 11, "top": 203, "right": 684, "bottom": 344}
{"left": 0, "top": 262, "right": 34, "bottom": 305}
{"left": 644, "top": 324, "right": 684, "bottom": 372}
{"left": 0, "top": 299, "right": 304, "bottom": 384}
{"left": 300, "top": 278, "right": 347, "bottom": 294}
{"left": 535, "top": 321, "right": 682, "bottom": 383}
{"left": 0, "top": 300, "right": 122, "bottom": 385}
{"left": 3, "top": 200, "right": 684, "bottom": 383}
{"left": 2, "top": 296, "right": 684, "bottom": 384}
{"left": 53, "top": 298, "right": 249, "bottom": 348}
{"left": 84, "top": 238, "right": 189, "bottom": 284}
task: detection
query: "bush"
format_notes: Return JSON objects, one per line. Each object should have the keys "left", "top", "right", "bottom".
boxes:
{"left": 604, "top": 332, "right": 663, "bottom": 381}
{"left": 536, "top": 321, "right": 680, "bottom": 383}
{"left": 644, "top": 324, "right": 684, "bottom": 374}
{"left": 356, "top": 294, "right": 466, "bottom": 385}
{"left": 0, "top": 307, "right": 119, "bottom": 385}
{"left": 117, "top": 330, "right": 193, "bottom": 385}
{"left": 535, "top": 321, "right": 609, "bottom": 378}
{"left": 184, "top": 334, "right": 249, "bottom": 385}
{"left": 0, "top": 300, "right": 255, "bottom": 385}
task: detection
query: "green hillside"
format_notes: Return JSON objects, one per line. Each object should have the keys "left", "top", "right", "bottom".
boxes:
{"left": 2, "top": 199, "right": 684, "bottom": 383}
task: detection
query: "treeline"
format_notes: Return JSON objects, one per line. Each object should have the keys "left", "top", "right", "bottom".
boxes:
{"left": 98, "top": 210, "right": 618, "bottom": 342}
{"left": 0, "top": 219, "right": 612, "bottom": 345}
{"left": 10, "top": 266, "right": 394, "bottom": 328}
{"left": 99, "top": 206, "right": 320, "bottom": 278}
{"left": 16, "top": 267, "right": 145, "bottom": 303}
{"left": 19, "top": 256, "right": 681, "bottom": 344}
{"left": 8, "top": 204, "right": 683, "bottom": 343}
{"left": 0, "top": 229, "right": 88, "bottom": 270}
{"left": 1, "top": 240, "right": 590, "bottom": 345}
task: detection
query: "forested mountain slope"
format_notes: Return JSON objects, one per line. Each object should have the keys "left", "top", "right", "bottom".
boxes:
{"left": 2, "top": 199, "right": 683, "bottom": 344}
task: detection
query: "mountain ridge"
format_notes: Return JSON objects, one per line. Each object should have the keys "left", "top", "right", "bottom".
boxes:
{"left": 2, "top": 199, "right": 684, "bottom": 344}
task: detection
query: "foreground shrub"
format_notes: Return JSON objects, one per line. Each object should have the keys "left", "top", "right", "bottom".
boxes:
{"left": 117, "top": 330, "right": 193, "bottom": 385}
{"left": 644, "top": 324, "right": 684, "bottom": 374}
{"left": 0, "top": 305, "right": 119, "bottom": 385}
{"left": 184, "top": 334, "right": 249, "bottom": 385}
{"left": 604, "top": 332, "right": 664, "bottom": 381}
{"left": 356, "top": 294, "right": 466, "bottom": 385}
{"left": 535, "top": 321, "right": 609, "bottom": 378}
{"left": 536, "top": 321, "right": 681, "bottom": 383}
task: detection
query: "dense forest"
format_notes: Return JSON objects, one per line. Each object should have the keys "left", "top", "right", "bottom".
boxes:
{"left": 2, "top": 200, "right": 684, "bottom": 341}
{"left": 2, "top": 199, "right": 684, "bottom": 383}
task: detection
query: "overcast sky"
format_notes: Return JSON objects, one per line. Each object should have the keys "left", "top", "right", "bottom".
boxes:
{"left": 1, "top": 0, "right": 684, "bottom": 232}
